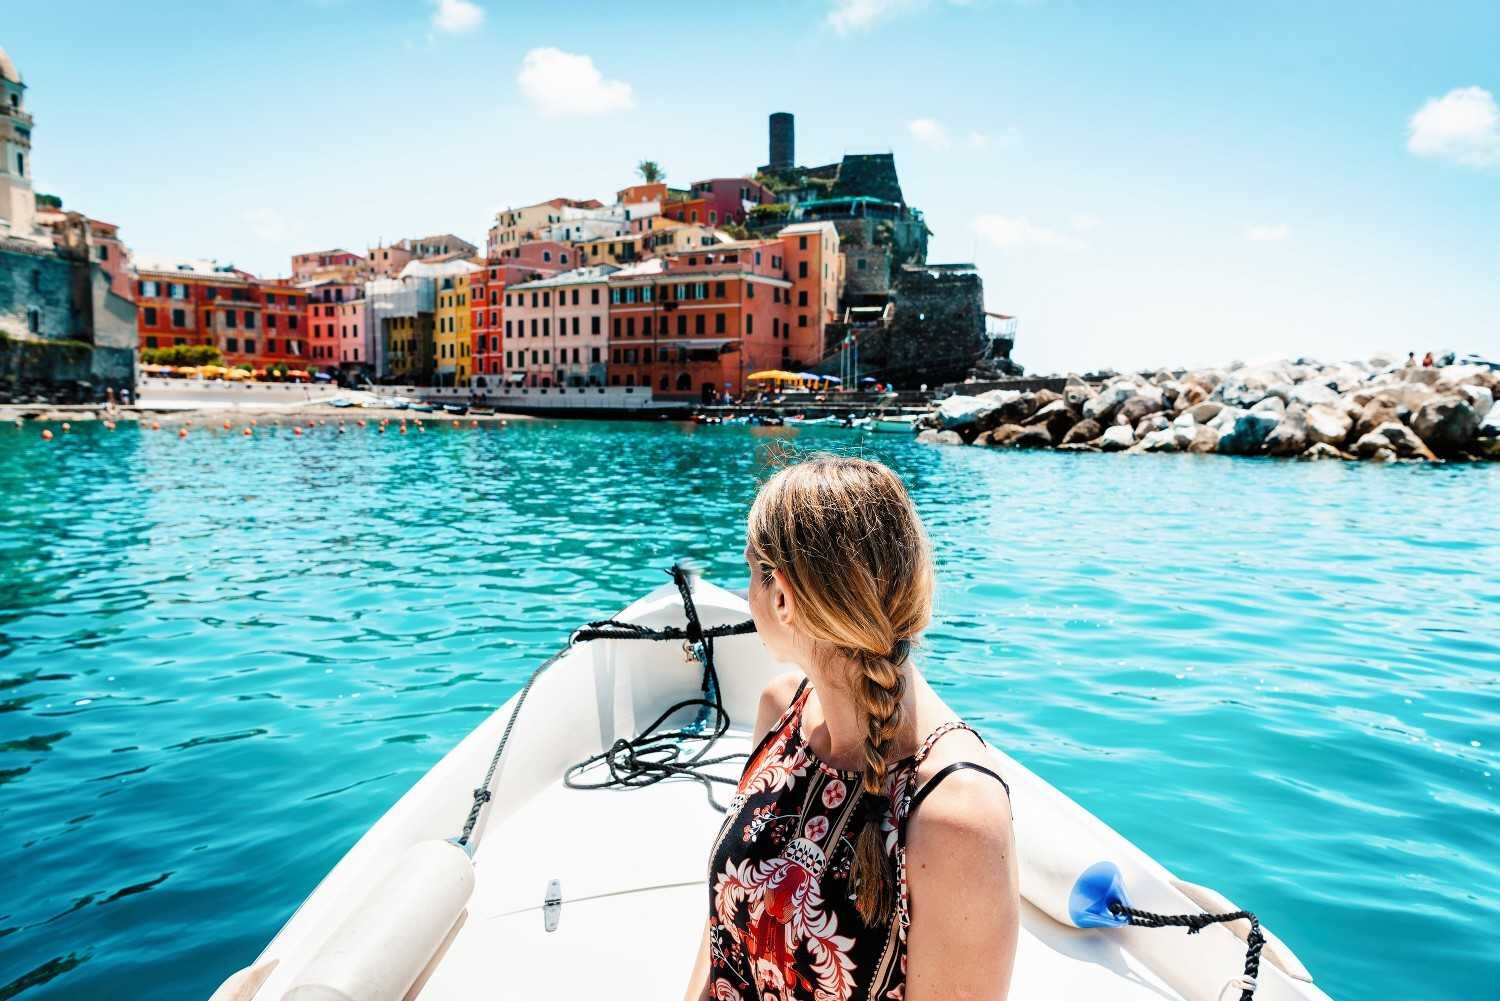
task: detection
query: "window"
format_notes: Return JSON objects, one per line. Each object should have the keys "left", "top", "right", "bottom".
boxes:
{"left": 611, "top": 288, "right": 621, "bottom": 304}
{"left": 659, "top": 316, "right": 669, "bottom": 335}
{"left": 140, "top": 280, "right": 159, "bottom": 297}
{"left": 226, "top": 310, "right": 237, "bottom": 329}
{"left": 531, "top": 292, "right": 538, "bottom": 307}
{"left": 799, "top": 235, "right": 808, "bottom": 250}
{"left": 695, "top": 314, "right": 705, "bottom": 335}
{"left": 245, "top": 311, "right": 256, "bottom": 329}
{"left": 626, "top": 317, "right": 635, "bottom": 338}
{"left": 530, "top": 318, "right": 538, "bottom": 337}
{"left": 798, "top": 291, "right": 808, "bottom": 307}
{"left": 171, "top": 283, "right": 187, "bottom": 300}
{"left": 26, "top": 306, "right": 41, "bottom": 333}
{"left": 572, "top": 289, "right": 579, "bottom": 306}
{"left": 591, "top": 289, "right": 600, "bottom": 305}
{"left": 572, "top": 316, "right": 580, "bottom": 336}
{"left": 543, "top": 291, "right": 550, "bottom": 307}
{"left": 145, "top": 336, "right": 158, "bottom": 349}
{"left": 143, "top": 306, "right": 158, "bottom": 325}
{"left": 715, "top": 313, "right": 726, "bottom": 333}
{"left": 289, "top": 316, "right": 299, "bottom": 330}
{"left": 172, "top": 308, "right": 185, "bottom": 328}
{"left": 746, "top": 315, "right": 754, "bottom": 334}
{"left": 715, "top": 281, "right": 725, "bottom": 298}
{"left": 227, "top": 337, "right": 239, "bottom": 352}
{"left": 506, "top": 320, "right": 512, "bottom": 337}
{"left": 799, "top": 315, "right": 808, "bottom": 328}
{"left": 245, "top": 339, "right": 256, "bottom": 354}
{"left": 591, "top": 347, "right": 600, "bottom": 362}
{"left": 677, "top": 315, "right": 687, "bottom": 336}
{"left": 747, "top": 283, "right": 755, "bottom": 299}
{"left": 798, "top": 261, "right": 808, "bottom": 279}
{"left": 772, "top": 318, "right": 779, "bottom": 338}
{"left": 591, "top": 315, "right": 600, "bottom": 335}
{"left": 613, "top": 318, "right": 621, "bottom": 338}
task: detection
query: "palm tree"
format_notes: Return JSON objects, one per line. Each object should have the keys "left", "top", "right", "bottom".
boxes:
{"left": 636, "top": 160, "right": 665, "bottom": 184}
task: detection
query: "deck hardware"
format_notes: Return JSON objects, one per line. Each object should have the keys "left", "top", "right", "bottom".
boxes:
{"left": 544, "top": 879, "right": 562, "bottom": 932}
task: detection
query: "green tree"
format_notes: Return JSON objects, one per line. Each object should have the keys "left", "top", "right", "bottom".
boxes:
{"left": 636, "top": 160, "right": 665, "bottom": 184}
{"left": 142, "top": 344, "right": 223, "bottom": 367}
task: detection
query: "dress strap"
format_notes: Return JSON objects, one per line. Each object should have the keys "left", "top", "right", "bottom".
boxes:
{"left": 900, "top": 762, "right": 1010, "bottom": 839}
{"left": 912, "top": 720, "right": 983, "bottom": 765}
{"left": 741, "top": 677, "right": 811, "bottom": 774}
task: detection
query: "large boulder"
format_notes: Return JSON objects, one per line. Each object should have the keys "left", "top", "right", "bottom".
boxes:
{"left": 937, "top": 390, "right": 1023, "bottom": 429}
{"left": 1083, "top": 381, "right": 1137, "bottom": 423}
{"left": 1138, "top": 427, "right": 1180, "bottom": 452}
{"left": 1013, "top": 425, "right": 1054, "bottom": 449}
{"left": 1173, "top": 381, "right": 1210, "bottom": 410}
{"left": 1251, "top": 395, "right": 1286, "bottom": 416}
{"left": 1063, "top": 375, "right": 1097, "bottom": 409}
{"left": 1099, "top": 425, "right": 1135, "bottom": 451}
{"left": 1353, "top": 398, "right": 1401, "bottom": 439}
{"left": 1186, "top": 425, "right": 1221, "bottom": 453}
{"left": 1061, "top": 418, "right": 1103, "bottom": 445}
{"left": 982, "top": 424, "right": 1028, "bottom": 447}
{"left": 1264, "top": 405, "right": 1310, "bottom": 456}
{"left": 1411, "top": 397, "right": 1480, "bottom": 455}
{"left": 1217, "top": 410, "right": 1280, "bottom": 455}
{"left": 1460, "top": 384, "right": 1494, "bottom": 418}
{"left": 1116, "top": 393, "right": 1164, "bottom": 427}
{"left": 1025, "top": 400, "right": 1080, "bottom": 442}
{"left": 1480, "top": 401, "right": 1500, "bottom": 439}
{"left": 1218, "top": 367, "right": 1284, "bottom": 408}
{"left": 1305, "top": 404, "right": 1352, "bottom": 446}
{"left": 1134, "top": 413, "right": 1170, "bottom": 437}
{"left": 1289, "top": 381, "right": 1339, "bottom": 407}
{"left": 1031, "top": 388, "right": 1064, "bottom": 411}
{"left": 1354, "top": 422, "right": 1436, "bottom": 461}
{"left": 1186, "top": 401, "right": 1224, "bottom": 424}
{"left": 1298, "top": 442, "right": 1346, "bottom": 461}
{"left": 991, "top": 392, "right": 1039, "bottom": 427}
{"left": 917, "top": 429, "right": 964, "bottom": 445}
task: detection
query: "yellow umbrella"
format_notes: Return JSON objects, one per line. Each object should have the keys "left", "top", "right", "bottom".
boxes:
{"left": 747, "top": 369, "right": 802, "bottom": 382}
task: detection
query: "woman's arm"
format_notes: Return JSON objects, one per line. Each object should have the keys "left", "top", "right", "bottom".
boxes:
{"left": 683, "top": 670, "right": 806, "bottom": 1001}
{"left": 904, "top": 769, "right": 1019, "bottom": 1001}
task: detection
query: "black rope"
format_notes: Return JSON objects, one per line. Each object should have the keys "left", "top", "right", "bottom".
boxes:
{"left": 1109, "top": 903, "right": 1265, "bottom": 1001}
{"left": 457, "top": 565, "right": 756, "bottom": 846}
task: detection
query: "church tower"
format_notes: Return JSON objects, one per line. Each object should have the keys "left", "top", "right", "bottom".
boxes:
{"left": 0, "top": 46, "right": 38, "bottom": 240}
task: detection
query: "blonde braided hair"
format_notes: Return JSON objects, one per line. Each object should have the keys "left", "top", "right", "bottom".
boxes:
{"left": 746, "top": 455, "right": 934, "bottom": 925}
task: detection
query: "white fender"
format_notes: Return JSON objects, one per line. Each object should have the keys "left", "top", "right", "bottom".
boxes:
{"left": 282, "top": 840, "right": 474, "bottom": 1001}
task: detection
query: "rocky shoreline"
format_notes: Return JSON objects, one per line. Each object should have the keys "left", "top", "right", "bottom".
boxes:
{"left": 919, "top": 356, "right": 1500, "bottom": 462}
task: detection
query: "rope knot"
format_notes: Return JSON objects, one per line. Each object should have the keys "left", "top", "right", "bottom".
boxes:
{"left": 472, "top": 787, "right": 492, "bottom": 804}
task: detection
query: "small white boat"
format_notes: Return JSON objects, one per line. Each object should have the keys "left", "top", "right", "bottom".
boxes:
{"left": 871, "top": 414, "right": 921, "bottom": 433}
{"left": 213, "top": 577, "right": 1330, "bottom": 1001}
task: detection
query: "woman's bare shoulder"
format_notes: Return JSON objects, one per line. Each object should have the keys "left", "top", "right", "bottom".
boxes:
{"left": 752, "top": 669, "right": 806, "bottom": 741}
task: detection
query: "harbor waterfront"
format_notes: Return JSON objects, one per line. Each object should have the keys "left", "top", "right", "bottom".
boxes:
{"left": 0, "top": 419, "right": 1495, "bottom": 1000}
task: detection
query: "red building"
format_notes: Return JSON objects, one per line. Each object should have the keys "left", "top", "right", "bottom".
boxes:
{"left": 135, "top": 258, "right": 311, "bottom": 368}
{"left": 687, "top": 178, "right": 776, "bottom": 226}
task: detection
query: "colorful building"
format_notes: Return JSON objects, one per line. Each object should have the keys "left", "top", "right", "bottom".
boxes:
{"left": 367, "top": 273, "right": 434, "bottom": 383}
{"left": 487, "top": 197, "right": 602, "bottom": 256}
{"left": 687, "top": 178, "right": 776, "bottom": 226}
{"left": 291, "top": 249, "right": 366, "bottom": 284}
{"left": 367, "top": 243, "right": 413, "bottom": 279}
{"left": 430, "top": 260, "right": 478, "bottom": 386}
{"left": 606, "top": 243, "right": 798, "bottom": 401}
{"left": 778, "top": 221, "right": 843, "bottom": 359}
{"left": 502, "top": 266, "right": 615, "bottom": 388}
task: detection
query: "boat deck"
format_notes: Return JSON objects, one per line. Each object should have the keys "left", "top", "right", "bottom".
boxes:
{"left": 415, "top": 731, "right": 1186, "bottom": 1001}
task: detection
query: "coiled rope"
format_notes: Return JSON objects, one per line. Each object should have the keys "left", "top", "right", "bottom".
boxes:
{"left": 457, "top": 565, "right": 756, "bottom": 847}
{"left": 1108, "top": 902, "right": 1265, "bottom": 1001}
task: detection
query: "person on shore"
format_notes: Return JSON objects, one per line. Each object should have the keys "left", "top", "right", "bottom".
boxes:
{"left": 684, "top": 457, "right": 1017, "bottom": 1001}
{"left": 1407, "top": 352, "right": 1417, "bottom": 368}
{"left": 1422, "top": 351, "right": 1435, "bottom": 368}
{"left": 120, "top": 386, "right": 131, "bottom": 406}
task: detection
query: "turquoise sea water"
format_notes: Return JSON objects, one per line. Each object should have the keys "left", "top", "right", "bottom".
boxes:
{"left": 0, "top": 418, "right": 1495, "bottom": 1000}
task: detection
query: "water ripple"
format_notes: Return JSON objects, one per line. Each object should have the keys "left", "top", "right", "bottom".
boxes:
{"left": 0, "top": 421, "right": 1496, "bottom": 1000}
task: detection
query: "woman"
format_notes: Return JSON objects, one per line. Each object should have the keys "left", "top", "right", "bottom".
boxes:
{"left": 684, "top": 456, "right": 1019, "bottom": 1001}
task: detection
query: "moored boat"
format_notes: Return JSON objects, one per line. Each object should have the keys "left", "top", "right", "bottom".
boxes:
{"left": 871, "top": 414, "right": 921, "bottom": 433}
{"left": 212, "top": 574, "right": 1329, "bottom": 1001}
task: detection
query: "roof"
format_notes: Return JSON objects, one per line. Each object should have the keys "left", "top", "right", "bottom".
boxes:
{"left": 507, "top": 265, "right": 621, "bottom": 291}
{"left": 0, "top": 47, "right": 20, "bottom": 86}
{"left": 609, "top": 259, "right": 667, "bottom": 279}
{"left": 134, "top": 255, "right": 247, "bottom": 279}
{"left": 398, "top": 258, "right": 481, "bottom": 280}
{"left": 778, "top": 221, "right": 837, "bottom": 236}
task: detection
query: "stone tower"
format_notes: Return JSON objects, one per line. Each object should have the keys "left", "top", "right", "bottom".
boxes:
{"left": 0, "top": 46, "right": 37, "bottom": 240}
{"left": 768, "top": 112, "right": 794, "bottom": 172}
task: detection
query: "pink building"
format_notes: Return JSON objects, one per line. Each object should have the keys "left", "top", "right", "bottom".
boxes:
{"left": 367, "top": 243, "right": 413, "bottom": 279}
{"left": 336, "top": 297, "right": 367, "bottom": 371}
{"left": 495, "top": 239, "right": 575, "bottom": 275}
{"left": 688, "top": 178, "right": 777, "bottom": 226}
{"left": 502, "top": 265, "right": 616, "bottom": 388}
{"left": 300, "top": 279, "right": 365, "bottom": 370}
{"left": 291, "top": 249, "right": 366, "bottom": 282}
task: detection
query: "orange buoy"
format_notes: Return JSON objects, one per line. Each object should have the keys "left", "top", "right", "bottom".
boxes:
{"left": 294, "top": 427, "right": 303, "bottom": 437}
{"left": 151, "top": 421, "right": 161, "bottom": 431}
{"left": 470, "top": 419, "right": 478, "bottom": 428}
{"left": 243, "top": 427, "right": 252, "bottom": 437}
{"left": 41, "top": 428, "right": 54, "bottom": 441}
{"left": 357, "top": 419, "right": 366, "bottom": 428}
{"left": 178, "top": 428, "right": 188, "bottom": 438}
{"left": 451, "top": 420, "right": 460, "bottom": 428}
{"left": 399, "top": 425, "right": 407, "bottom": 434}
{"left": 223, "top": 420, "right": 232, "bottom": 430}
{"left": 250, "top": 418, "right": 258, "bottom": 427}
{"left": 61, "top": 422, "right": 71, "bottom": 432}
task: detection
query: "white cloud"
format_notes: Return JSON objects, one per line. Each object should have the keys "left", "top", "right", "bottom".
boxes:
{"left": 517, "top": 48, "right": 634, "bottom": 118}
{"left": 908, "top": 118, "right": 950, "bottom": 148}
{"left": 971, "top": 214, "right": 1080, "bottom": 250}
{"left": 1245, "top": 223, "right": 1290, "bottom": 242}
{"left": 430, "top": 0, "right": 483, "bottom": 33}
{"left": 1069, "top": 213, "right": 1100, "bottom": 233}
{"left": 243, "top": 208, "right": 292, "bottom": 243}
{"left": 826, "top": 0, "right": 973, "bottom": 34}
{"left": 1407, "top": 86, "right": 1500, "bottom": 168}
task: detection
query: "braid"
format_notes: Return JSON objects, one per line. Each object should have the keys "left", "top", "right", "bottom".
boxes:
{"left": 851, "top": 642, "right": 909, "bottom": 926}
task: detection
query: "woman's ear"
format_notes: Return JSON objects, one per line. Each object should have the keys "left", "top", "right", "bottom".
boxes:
{"left": 770, "top": 568, "right": 798, "bottom": 629}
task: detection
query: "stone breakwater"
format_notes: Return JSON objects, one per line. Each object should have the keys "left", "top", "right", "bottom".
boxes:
{"left": 918, "top": 356, "right": 1500, "bottom": 462}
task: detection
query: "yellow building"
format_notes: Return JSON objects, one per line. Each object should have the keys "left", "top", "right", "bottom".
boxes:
{"left": 433, "top": 261, "right": 479, "bottom": 387}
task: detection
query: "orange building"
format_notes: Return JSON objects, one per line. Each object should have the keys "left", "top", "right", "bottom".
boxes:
{"left": 135, "top": 257, "right": 309, "bottom": 367}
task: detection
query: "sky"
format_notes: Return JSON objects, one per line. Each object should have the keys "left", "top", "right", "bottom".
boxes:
{"left": 7, "top": 0, "right": 1499, "bottom": 374}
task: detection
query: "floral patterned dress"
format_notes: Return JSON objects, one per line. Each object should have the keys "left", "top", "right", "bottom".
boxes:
{"left": 705, "top": 679, "right": 1005, "bottom": 1001}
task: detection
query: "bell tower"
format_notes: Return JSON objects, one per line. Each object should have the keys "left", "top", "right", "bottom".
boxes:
{"left": 0, "top": 46, "right": 38, "bottom": 239}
